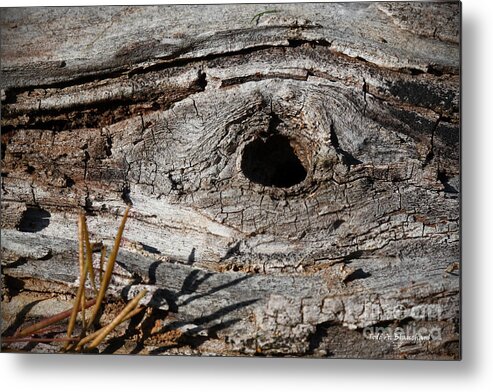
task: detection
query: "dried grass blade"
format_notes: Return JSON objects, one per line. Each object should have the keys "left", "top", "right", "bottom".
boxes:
{"left": 65, "top": 218, "right": 92, "bottom": 348}
{"left": 14, "top": 298, "right": 96, "bottom": 338}
{"left": 75, "top": 306, "right": 144, "bottom": 350}
{"left": 82, "top": 215, "right": 98, "bottom": 296}
{"left": 88, "top": 206, "right": 130, "bottom": 327}
{"left": 87, "top": 289, "right": 146, "bottom": 349}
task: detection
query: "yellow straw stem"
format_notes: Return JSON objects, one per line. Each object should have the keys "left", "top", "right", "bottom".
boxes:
{"left": 78, "top": 214, "right": 85, "bottom": 277}
{"left": 87, "top": 290, "right": 146, "bottom": 349}
{"left": 15, "top": 298, "right": 96, "bottom": 338}
{"left": 82, "top": 215, "right": 98, "bottom": 296}
{"left": 65, "top": 216, "right": 92, "bottom": 348}
{"left": 66, "top": 257, "right": 90, "bottom": 337}
{"left": 75, "top": 305, "right": 144, "bottom": 350}
{"left": 88, "top": 206, "right": 130, "bottom": 328}
{"left": 78, "top": 214, "right": 87, "bottom": 332}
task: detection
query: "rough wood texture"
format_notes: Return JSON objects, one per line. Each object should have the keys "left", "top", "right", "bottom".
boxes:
{"left": 1, "top": 2, "right": 460, "bottom": 358}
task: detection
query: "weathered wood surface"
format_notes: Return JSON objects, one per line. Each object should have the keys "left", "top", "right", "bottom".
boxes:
{"left": 1, "top": 2, "right": 460, "bottom": 358}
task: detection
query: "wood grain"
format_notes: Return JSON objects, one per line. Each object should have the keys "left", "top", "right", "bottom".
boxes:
{"left": 1, "top": 2, "right": 460, "bottom": 358}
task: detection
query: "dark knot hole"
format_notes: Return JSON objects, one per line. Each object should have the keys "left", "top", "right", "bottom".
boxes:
{"left": 241, "top": 134, "right": 307, "bottom": 188}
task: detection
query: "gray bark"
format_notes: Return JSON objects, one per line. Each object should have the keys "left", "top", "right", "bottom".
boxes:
{"left": 1, "top": 2, "right": 460, "bottom": 358}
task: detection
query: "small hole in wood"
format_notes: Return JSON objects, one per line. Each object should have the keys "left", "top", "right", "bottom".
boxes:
{"left": 17, "top": 206, "right": 51, "bottom": 233}
{"left": 241, "top": 134, "right": 307, "bottom": 188}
